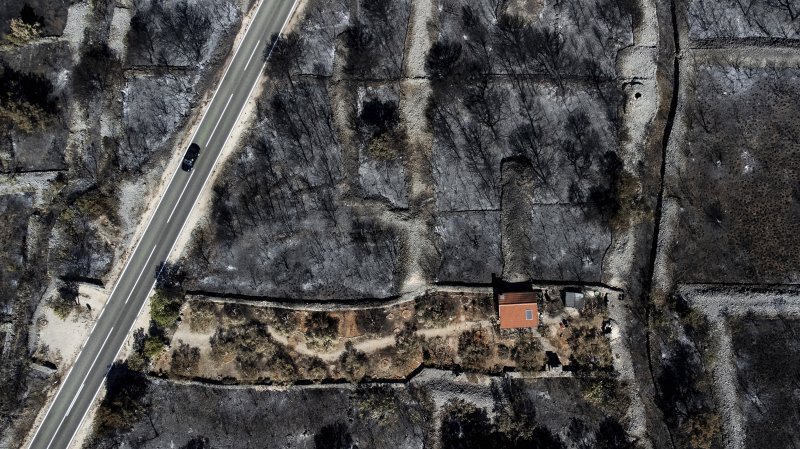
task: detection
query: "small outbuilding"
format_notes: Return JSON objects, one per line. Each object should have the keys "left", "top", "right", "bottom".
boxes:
{"left": 498, "top": 291, "right": 540, "bottom": 329}
{"left": 563, "top": 291, "right": 585, "bottom": 310}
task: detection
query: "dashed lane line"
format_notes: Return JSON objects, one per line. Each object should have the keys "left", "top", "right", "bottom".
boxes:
{"left": 124, "top": 244, "right": 158, "bottom": 305}
{"left": 44, "top": 327, "right": 113, "bottom": 449}
{"left": 206, "top": 94, "right": 234, "bottom": 147}
{"left": 166, "top": 171, "right": 195, "bottom": 224}
{"left": 243, "top": 40, "right": 261, "bottom": 72}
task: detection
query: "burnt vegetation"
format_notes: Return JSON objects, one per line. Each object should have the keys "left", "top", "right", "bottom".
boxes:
{"left": 667, "top": 65, "right": 800, "bottom": 284}
{"left": 731, "top": 316, "right": 800, "bottom": 449}
{"left": 438, "top": 378, "right": 636, "bottom": 449}
{"left": 686, "top": 0, "right": 800, "bottom": 40}
{"left": 198, "top": 75, "right": 403, "bottom": 297}
{"left": 92, "top": 362, "right": 150, "bottom": 438}
{"left": 0, "top": 1, "right": 68, "bottom": 37}
{"left": 1, "top": 0, "right": 246, "bottom": 439}
{"left": 84, "top": 372, "right": 634, "bottom": 449}
{"left": 128, "top": 0, "right": 226, "bottom": 66}
{"left": 426, "top": 0, "right": 634, "bottom": 213}
{"left": 188, "top": 0, "right": 644, "bottom": 296}
{"left": 190, "top": 3, "right": 404, "bottom": 299}
{"left": 427, "top": 0, "right": 638, "bottom": 283}
{"left": 0, "top": 62, "right": 58, "bottom": 132}
{"left": 342, "top": 0, "right": 412, "bottom": 79}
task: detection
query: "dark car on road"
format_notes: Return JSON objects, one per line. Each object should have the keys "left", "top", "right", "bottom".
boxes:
{"left": 182, "top": 143, "right": 201, "bottom": 171}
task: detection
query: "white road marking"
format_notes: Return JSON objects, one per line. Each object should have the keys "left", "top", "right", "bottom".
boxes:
{"left": 243, "top": 40, "right": 261, "bottom": 72}
{"left": 44, "top": 328, "right": 113, "bottom": 449}
{"left": 64, "top": 384, "right": 83, "bottom": 417}
{"left": 66, "top": 279, "right": 157, "bottom": 449}
{"left": 166, "top": 171, "right": 195, "bottom": 223}
{"left": 124, "top": 245, "right": 158, "bottom": 304}
{"left": 206, "top": 94, "right": 234, "bottom": 147}
{"left": 30, "top": 54, "right": 195, "bottom": 447}
{"left": 120, "top": 281, "right": 157, "bottom": 360}
{"left": 265, "top": 0, "right": 300, "bottom": 61}
{"left": 32, "top": 0, "right": 300, "bottom": 447}
{"left": 164, "top": 64, "right": 266, "bottom": 272}
{"left": 65, "top": 377, "right": 106, "bottom": 449}
{"left": 165, "top": 0, "right": 300, "bottom": 270}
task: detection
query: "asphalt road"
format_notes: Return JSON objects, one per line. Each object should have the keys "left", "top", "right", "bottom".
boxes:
{"left": 26, "top": 1, "right": 297, "bottom": 447}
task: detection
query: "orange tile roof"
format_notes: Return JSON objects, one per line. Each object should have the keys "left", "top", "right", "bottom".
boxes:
{"left": 498, "top": 293, "right": 539, "bottom": 329}
{"left": 498, "top": 291, "right": 541, "bottom": 305}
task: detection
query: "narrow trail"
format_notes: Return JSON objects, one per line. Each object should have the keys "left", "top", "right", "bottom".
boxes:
{"left": 645, "top": 0, "right": 681, "bottom": 298}
{"left": 643, "top": 1, "right": 681, "bottom": 448}
{"left": 680, "top": 286, "right": 800, "bottom": 449}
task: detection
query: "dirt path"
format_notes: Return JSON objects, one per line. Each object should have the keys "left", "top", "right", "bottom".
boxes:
{"left": 600, "top": 0, "right": 664, "bottom": 444}
{"left": 647, "top": 1, "right": 800, "bottom": 443}
{"left": 190, "top": 284, "right": 493, "bottom": 312}
{"left": 680, "top": 285, "right": 800, "bottom": 319}
{"left": 402, "top": 0, "right": 435, "bottom": 78}
{"left": 268, "top": 320, "right": 486, "bottom": 362}
{"left": 681, "top": 285, "right": 800, "bottom": 449}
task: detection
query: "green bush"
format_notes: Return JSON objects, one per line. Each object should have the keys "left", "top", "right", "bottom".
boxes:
{"left": 75, "top": 191, "right": 120, "bottom": 227}
{"left": 567, "top": 324, "right": 613, "bottom": 373}
{"left": 581, "top": 378, "right": 629, "bottom": 418}
{"left": 50, "top": 281, "right": 79, "bottom": 319}
{"left": 416, "top": 293, "right": 460, "bottom": 328}
{"left": 684, "top": 412, "right": 721, "bottom": 449}
{"left": 210, "top": 322, "right": 297, "bottom": 382}
{"left": 267, "top": 307, "right": 296, "bottom": 335}
{"left": 143, "top": 336, "right": 165, "bottom": 359}
{"left": 150, "top": 291, "right": 183, "bottom": 330}
{"left": 189, "top": 300, "right": 217, "bottom": 331}
{"left": 511, "top": 332, "right": 545, "bottom": 372}
{"left": 305, "top": 312, "right": 340, "bottom": 351}
{"left": 457, "top": 329, "right": 492, "bottom": 372}
{"left": 339, "top": 342, "right": 368, "bottom": 381}
{"left": 355, "top": 307, "right": 389, "bottom": 336}
{"left": 171, "top": 341, "right": 200, "bottom": 376}
{"left": 301, "top": 356, "right": 329, "bottom": 382}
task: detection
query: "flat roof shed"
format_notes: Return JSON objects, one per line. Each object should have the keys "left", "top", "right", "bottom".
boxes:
{"left": 498, "top": 292, "right": 540, "bottom": 329}
{"left": 564, "top": 291, "right": 585, "bottom": 310}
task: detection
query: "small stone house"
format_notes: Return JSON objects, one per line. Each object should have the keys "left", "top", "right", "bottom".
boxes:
{"left": 497, "top": 291, "right": 540, "bottom": 329}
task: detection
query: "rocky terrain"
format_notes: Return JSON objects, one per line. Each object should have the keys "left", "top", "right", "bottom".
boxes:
{"left": 1, "top": 0, "right": 799, "bottom": 448}
{"left": 0, "top": 0, "right": 251, "bottom": 444}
